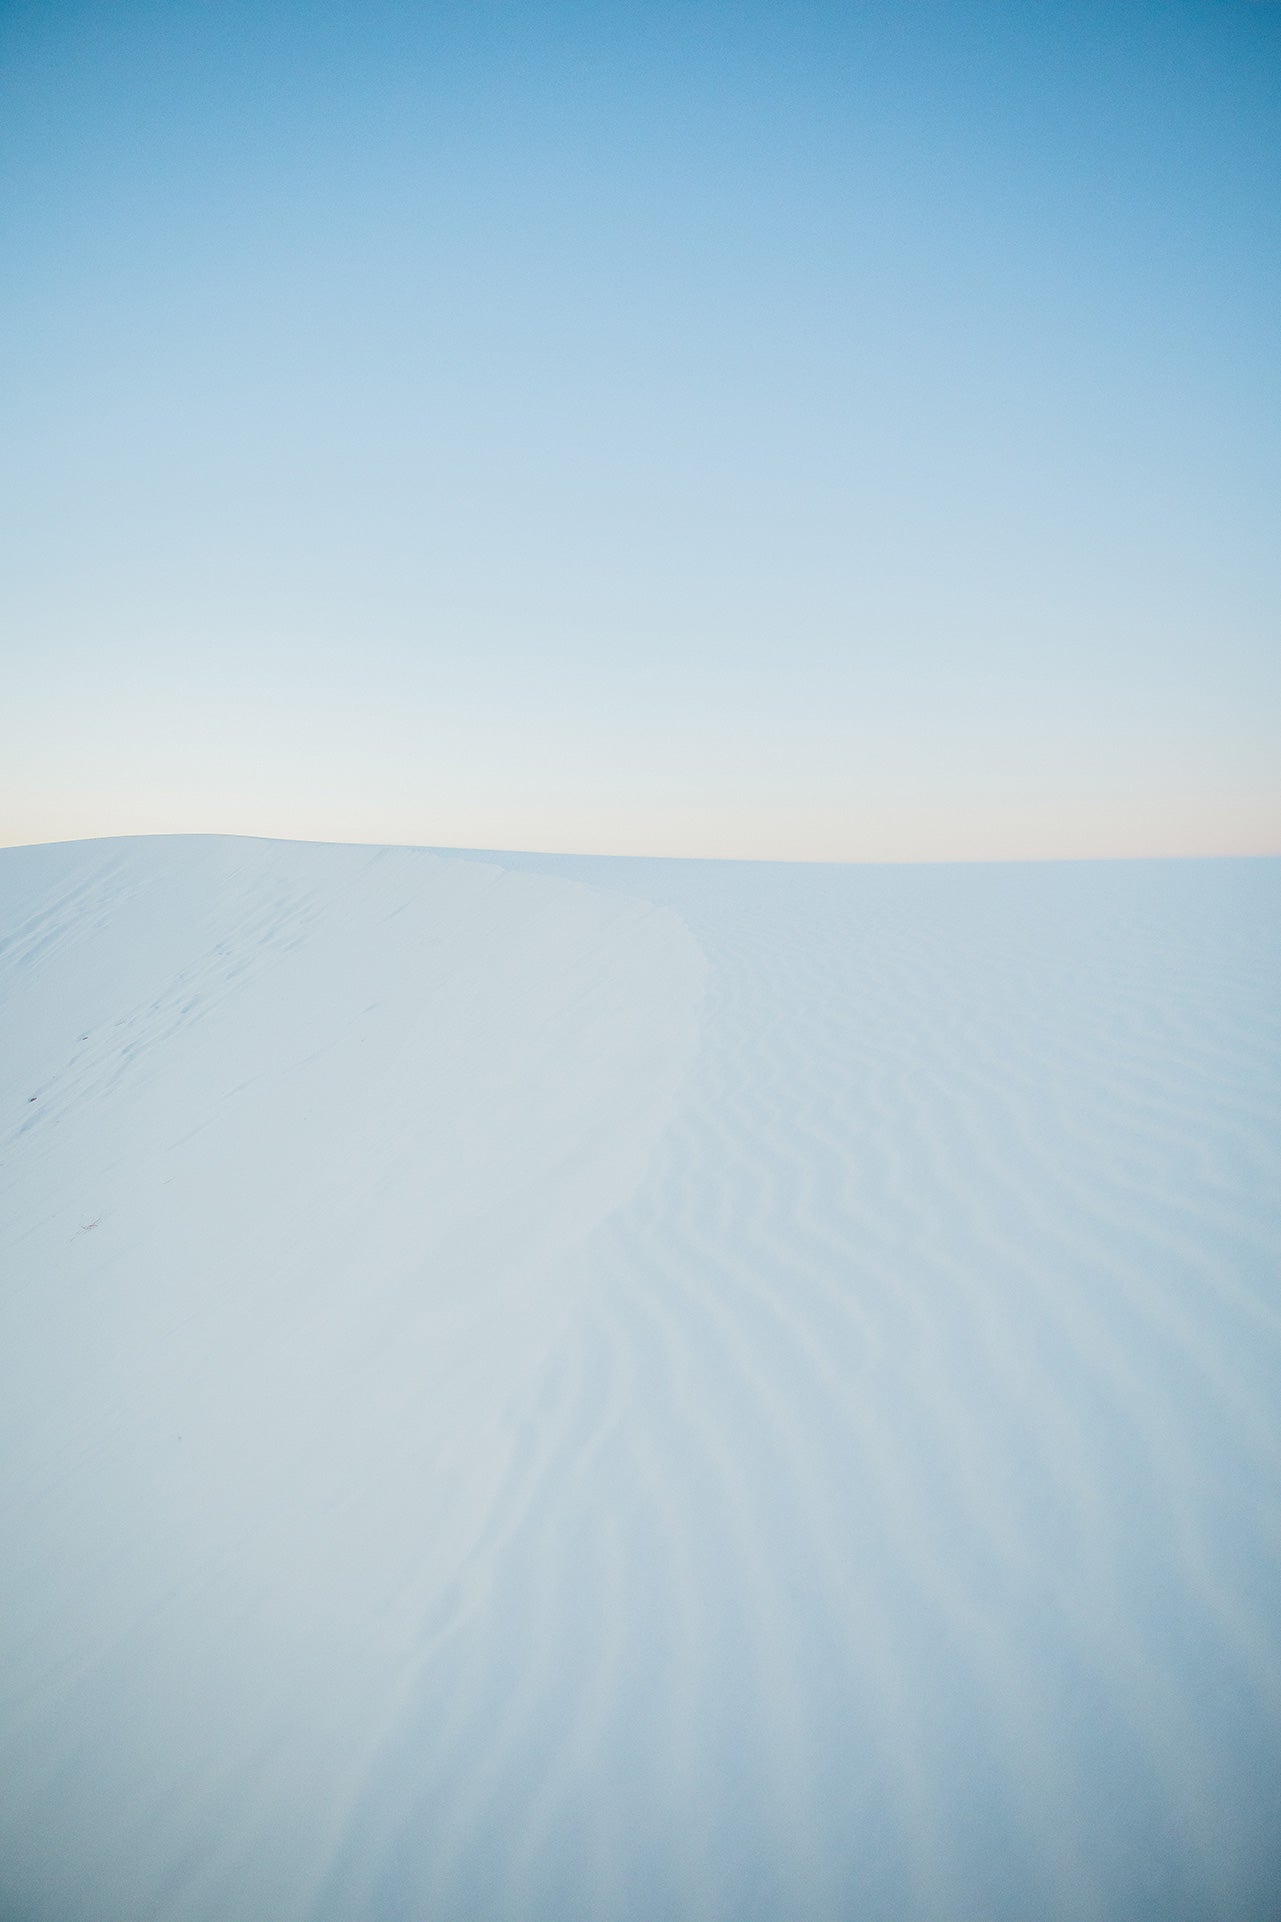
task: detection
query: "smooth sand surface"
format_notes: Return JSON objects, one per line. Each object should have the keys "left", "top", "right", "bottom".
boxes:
{"left": 1, "top": 837, "right": 1278, "bottom": 1920}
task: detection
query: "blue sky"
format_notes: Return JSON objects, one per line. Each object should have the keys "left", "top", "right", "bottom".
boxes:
{"left": 2, "top": 0, "right": 1278, "bottom": 859}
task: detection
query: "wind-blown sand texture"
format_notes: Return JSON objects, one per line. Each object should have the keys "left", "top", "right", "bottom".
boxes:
{"left": 1, "top": 836, "right": 1279, "bottom": 1922}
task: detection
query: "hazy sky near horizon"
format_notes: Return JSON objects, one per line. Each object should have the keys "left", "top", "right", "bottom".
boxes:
{"left": 2, "top": 0, "right": 1278, "bottom": 861}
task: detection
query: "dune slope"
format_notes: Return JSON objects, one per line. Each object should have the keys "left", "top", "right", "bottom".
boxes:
{"left": 0, "top": 836, "right": 703, "bottom": 1922}
{"left": 2, "top": 839, "right": 1279, "bottom": 1922}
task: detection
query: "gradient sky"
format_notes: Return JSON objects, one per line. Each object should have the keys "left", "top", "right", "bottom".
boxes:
{"left": 2, "top": 0, "right": 1278, "bottom": 860}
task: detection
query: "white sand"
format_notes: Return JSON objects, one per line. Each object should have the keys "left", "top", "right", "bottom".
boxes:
{"left": 1, "top": 836, "right": 1278, "bottom": 1921}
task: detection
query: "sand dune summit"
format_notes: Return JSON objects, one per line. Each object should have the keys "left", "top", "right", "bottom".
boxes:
{"left": 1, "top": 837, "right": 1279, "bottom": 1921}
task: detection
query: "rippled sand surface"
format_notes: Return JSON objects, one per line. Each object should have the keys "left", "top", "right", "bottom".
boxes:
{"left": 2, "top": 838, "right": 1278, "bottom": 1921}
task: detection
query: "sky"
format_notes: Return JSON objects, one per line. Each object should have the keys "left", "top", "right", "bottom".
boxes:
{"left": 1, "top": 0, "right": 1278, "bottom": 862}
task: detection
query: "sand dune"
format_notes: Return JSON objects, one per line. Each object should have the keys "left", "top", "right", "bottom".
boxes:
{"left": 1, "top": 839, "right": 1279, "bottom": 1920}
